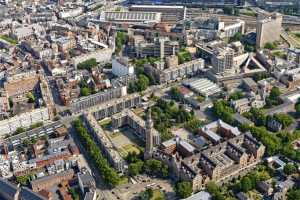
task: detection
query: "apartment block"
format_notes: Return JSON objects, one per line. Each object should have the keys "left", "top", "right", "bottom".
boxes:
{"left": 91, "top": 93, "right": 141, "bottom": 121}
{"left": 70, "top": 87, "right": 127, "bottom": 114}
{"left": 82, "top": 113, "right": 126, "bottom": 173}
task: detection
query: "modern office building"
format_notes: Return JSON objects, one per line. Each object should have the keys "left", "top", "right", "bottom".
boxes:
{"left": 197, "top": 41, "right": 248, "bottom": 75}
{"left": 256, "top": 13, "right": 282, "bottom": 48}
{"left": 135, "top": 37, "right": 180, "bottom": 58}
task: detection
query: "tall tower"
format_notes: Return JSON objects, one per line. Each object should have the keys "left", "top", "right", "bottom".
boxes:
{"left": 144, "top": 108, "right": 154, "bottom": 160}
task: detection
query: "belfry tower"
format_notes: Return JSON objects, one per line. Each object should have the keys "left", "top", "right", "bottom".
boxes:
{"left": 144, "top": 108, "right": 154, "bottom": 160}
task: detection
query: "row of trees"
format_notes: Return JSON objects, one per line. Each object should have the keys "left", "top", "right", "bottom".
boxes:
{"left": 213, "top": 100, "right": 235, "bottom": 124}
{"left": 73, "top": 119, "right": 121, "bottom": 187}
{"left": 240, "top": 124, "right": 300, "bottom": 161}
{"left": 243, "top": 108, "right": 294, "bottom": 130}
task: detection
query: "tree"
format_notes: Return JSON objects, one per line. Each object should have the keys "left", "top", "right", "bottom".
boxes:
{"left": 80, "top": 87, "right": 91, "bottom": 96}
{"left": 15, "top": 127, "right": 25, "bottom": 135}
{"left": 229, "top": 91, "right": 244, "bottom": 101}
{"left": 229, "top": 32, "right": 243, "bottom": 43}
{"left": 115, "top": 31, "right": 127, "bottom": 54}
{"left": 223, "top": 6, "right": 234, "bottom": 15}
{"left": 16, "top": 175, "right": 31, "bottom": 186}
{"left": 161, "top": 164, "right": 169, "bottom": 178}
{"left": 269, "top": 87, "right": 281, "bottom": 100}
{"left": 206, "top": 182, "right": 224, "bottom": 200}
{"left": 185, "top": 118, "right": 203, "bottom": 134}
{"left": 213, "top": 100, "right": 234, "bottom": 124}
{"left": 128, "top": 81, "right": 137, "bottom": 94}
{"left": 170, "top": 87, "right": 182, "bottom": 102}
{"left": 273, "top": 113, "right": 294, "bottom": 129}
{"left": 27, "top": 92, "right": 35, "bottom": 103}
{"left": 253, "top": 72, "right": 269, "bottom": 82}
{"left": 241, "top": 177, "right": 253, "bottom": 192}
{"left": 137, "top": 74, "right": 150, "bottom": 92}
{"left": 8, "top": 97, "right": 13, "bottom": 108}
{"left": 287, "top": 188, "right": 300, "bottom": 200}
{"left": 266, "top": 86, "right": 282, "bottom": 107}
{"left": 69, "top": 188, "right": 80, "bottom": 200}
{"left": 264, "top": 42, "right": 277, "bottom": 50}
{"left": 295, "top": 103, "right": 300, "bottom": 116}
{"left": 283, "top": 163, "right": 297, "bottom": 175}
{"left": 234, "top": 8, "right": 240, "bottom": 16}
{"left": 144, "top": 159, "right": 162, "bottom": 175}
{"left": 128, "top": 161, "right": 143, "bottom": 176}
{"left": 249, "top": 107, "right": 267, "bottom": 126}
{"left": 175, "top": 181, "right": 193, "bottom": 199}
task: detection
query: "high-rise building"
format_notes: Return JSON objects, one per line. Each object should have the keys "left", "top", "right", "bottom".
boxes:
{"left": 256, "top": 13, "right": 282, "bottom": 48}
{"left": 144, "top": 108, "right": 154, "bottom": 160}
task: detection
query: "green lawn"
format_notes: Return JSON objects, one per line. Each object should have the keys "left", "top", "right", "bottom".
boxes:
{"left": 240, "top": 10, "right": 257, "bottom": 17}
{"left": 99, "top": 118, "right": 111, "bottom": 128}
{"left": 0, "top": 35, "right": 17, "bottom": 45}
{"left": 288, "top": 32, "right": 300, "bottom": 48}
{"left": 120, "top": 144, "right": 141, "bottom": 157}
{"left": 118, "top": 144, "right": 141, "bottom": 158}
{"left": 272, "top": 51, "right": 287, "bottom": 59}
{"left": 110, "top": 132, "right": 121, "bottom": 138}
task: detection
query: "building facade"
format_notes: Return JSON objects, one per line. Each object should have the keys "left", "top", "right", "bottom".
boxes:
{"left": 256, "top": 13, "right": 282, "bottom": 48}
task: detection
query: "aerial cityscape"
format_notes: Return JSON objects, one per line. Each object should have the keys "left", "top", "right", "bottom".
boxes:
{"left": 0, "top": 0, "right": 300, "bottom": 200}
